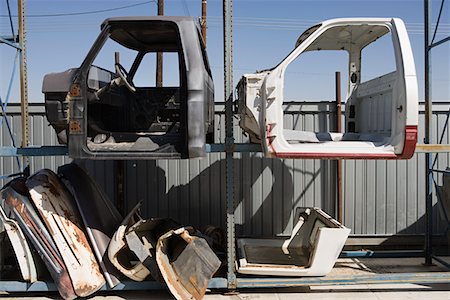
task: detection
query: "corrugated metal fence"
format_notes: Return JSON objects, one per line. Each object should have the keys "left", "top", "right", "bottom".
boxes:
{"left": 1, "top": 102, "right": 448, "bottom": 237}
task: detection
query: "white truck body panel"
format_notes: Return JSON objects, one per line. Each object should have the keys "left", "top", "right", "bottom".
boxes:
{"left": 237, "top": 207, "right": 350, "bottom": 276}
{"left": 237, "top": 18, "right": 418, "bottom": 159}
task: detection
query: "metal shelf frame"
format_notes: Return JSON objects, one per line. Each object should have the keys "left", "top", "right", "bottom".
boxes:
{"left": 217, "top": 0, "right": 450, "bottom": 289}
{"left": 0, "top": 0, "right": 450, "bottom": 295}
{"left": 424, "top": 0, "right": 450, "bottom": 267}
{"left": 1, "top": 271, "right": 450, "bottom": 293}
{"left": 0, "top": 0, "right": 27, "bottom": 174}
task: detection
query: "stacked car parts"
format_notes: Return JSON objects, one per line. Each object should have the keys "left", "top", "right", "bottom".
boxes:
{"left": 0, "top": 164, "right": 221, "bottom": 300}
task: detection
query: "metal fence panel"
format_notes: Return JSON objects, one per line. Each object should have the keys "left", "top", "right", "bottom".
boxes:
{"left": 1, "top": 102, "right": 448, "bottom": 237}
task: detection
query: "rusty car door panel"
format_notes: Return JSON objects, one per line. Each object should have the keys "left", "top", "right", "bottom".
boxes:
{"left": 1, "top": 178, "right": 77, "bottom": 300}
{"left": 26, "top": 170, "right": 105, "bottom": 297}
{"left": 58, "top": 163, "right": 123, "bottom": 288}
{"left": 0, "top": 204, "right": 37, "bottom": 282}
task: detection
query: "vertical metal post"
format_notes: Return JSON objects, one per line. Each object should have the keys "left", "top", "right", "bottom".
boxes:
{"left": 223, "top": 0, "right": 236, "bottom": 289}
{"left": 18, "top": 0, "right": 29, "bottom": 149}
{"left": 201, "top": 0, "right": 207, "bottom": 44}
{"left": 424, "top": 0, "right": 433, "bottom": 266}
{"left": 156, "top": 0, "right": 164, "bottom": 87}
{"left": 335, "top": 72, "right": 343, "bottom": 223}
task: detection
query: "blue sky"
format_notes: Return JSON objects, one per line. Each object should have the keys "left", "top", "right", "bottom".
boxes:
{"left": 1, "top": 0, "right": 449, "bottom": 103}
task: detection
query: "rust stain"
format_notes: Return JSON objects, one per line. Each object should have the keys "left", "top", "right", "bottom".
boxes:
{"left": 1, "top": 182, "right": 84, "bottom": 300}
{"left": 71, "top": 229, "right": 91, "bottom": 252}
{"left": 69, "top": 121, "right": 81, "bottom": 133}
{"left": 188, "top": 274, "right": 203, "bottom": 299}
{"left": 75, "top": 282, "right": 97, "bottom": 297}
{"left": 30, "top": 170, "right": 61, "bottom": 197}
{"left": 189, "top": 274, "right": 198, "bottom": 285}
{"left": 25, "top": 171, "right": 105, "bottom": 297}
{"left": 158, "top": 234, "right": 212, "bottom": 300}
{"left": 69, "top": 84, "right": 81, "bottom": 97}
{"left": 61, "top": 207, "right": 74, "bottom": 222}
{"left": 2, "top": 186, "right": 65, "bottom": 271}
{"left": 30, "top": 170, "right": 82, "bottom": 226}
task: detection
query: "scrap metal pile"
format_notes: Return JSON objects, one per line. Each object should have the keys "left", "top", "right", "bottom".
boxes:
{"left": 0, "top": 163, "right": 222, "bottom": 299}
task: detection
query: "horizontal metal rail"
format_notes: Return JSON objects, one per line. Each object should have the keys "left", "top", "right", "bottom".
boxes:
{"left": 236, "top": 272, "right": 450, "bottom": 288}
{"left": 1, "top": 272, "right": 450, "bottom": 292}
{"left": 0, "top": 146, "right": 68, "bottom": 156}
{"left": 0, "top": 280, "right": 165, "bottom": 292}
{"left": 2, "top": 143, "right": 450, "bottom": 157}
{"left": 341, "top": 250, "right": 425, "bottom": 258}
{"left": 0, "top": 144, "right": 261, "bottom": 157}
{"left": 206, "top": 143, "right": 261, "bottom": 153}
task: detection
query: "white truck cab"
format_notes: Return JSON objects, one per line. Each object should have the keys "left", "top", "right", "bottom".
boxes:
{"left": 237, "top": 18, "right": 418, "bottom": 159}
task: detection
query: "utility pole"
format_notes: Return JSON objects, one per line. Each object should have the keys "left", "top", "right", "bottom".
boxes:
{"left": 156, "top": 0, "right": 163, "bottom": 87}
{"left": 201, "top": 0, "right": 207, "bottom": 45}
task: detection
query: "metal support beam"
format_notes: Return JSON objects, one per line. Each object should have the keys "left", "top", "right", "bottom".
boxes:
{"left": 430, "top": 35, "right": 450, "bottom": 48}
{"left": 432, "top": 255, "right": 450, "bottom": 270}
{"left": 18, "top": 0, "right": 29, "bottom": 149}
{"left": 335, "top": 72, "right": 343, "bottom": 223}
{"left": 0, "top": 146, "right": 68, "bottom": 157}
{"left": 3, "top": 142, "right": 450, "bottom": 157}
{"left": 0, "top": 36, "right": 21, "bottom": 50}
{"left": 206, "top": 143, "right": 260, "bottom": 153}
{"left": 424, "top": 0, "right": 435, "bottom": 267}
{"left": 2, "top": 272, "right": 450, "bottom": 292}
{"left": 341, "top": 250, "right": 425, "bottom": 258}
{"left": 236, "top": 272, "right": 450, "bottom": 288}
{"left": 422, "top": 0, "right": 450, "bottom": 267}
{"left": 223, "top": 0, "right": 236, "bottom": 290}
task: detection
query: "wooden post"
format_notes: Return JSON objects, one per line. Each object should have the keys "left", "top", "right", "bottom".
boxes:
{"left": 201, "top": 0, "right": 207, "bottom": 45}
{"left": 156, "top": 0, "right": 164, "bottom": 87}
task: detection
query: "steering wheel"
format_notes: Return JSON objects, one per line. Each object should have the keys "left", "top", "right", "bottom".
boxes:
{"left": 115, "top": 63, "right": 136, "bottom": 92}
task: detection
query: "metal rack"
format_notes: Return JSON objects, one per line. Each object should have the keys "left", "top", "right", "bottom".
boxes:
{"left": 218, "top": 0, "right": 450, "bottom": 289}
{"left": 1, "top": 0, "right": 450, "bottom": 295}
{"left": 423, "top": 0, "right": 450, "bottom": 269}
{"left": 0, "top": 0, "right": 28, "bottom": 177}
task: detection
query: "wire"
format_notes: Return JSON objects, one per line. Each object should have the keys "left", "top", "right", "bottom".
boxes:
{"left": 181, "top": 0, "right": 191, "bottom": 16}
{"left": 1, "top": 13, "right": 449, "bottom": 36}
{"left": 2, "top": 13, "right": 448, "bottom": 34}
{"left": 0, "top": 1, "right": 155, "bottom": 18}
